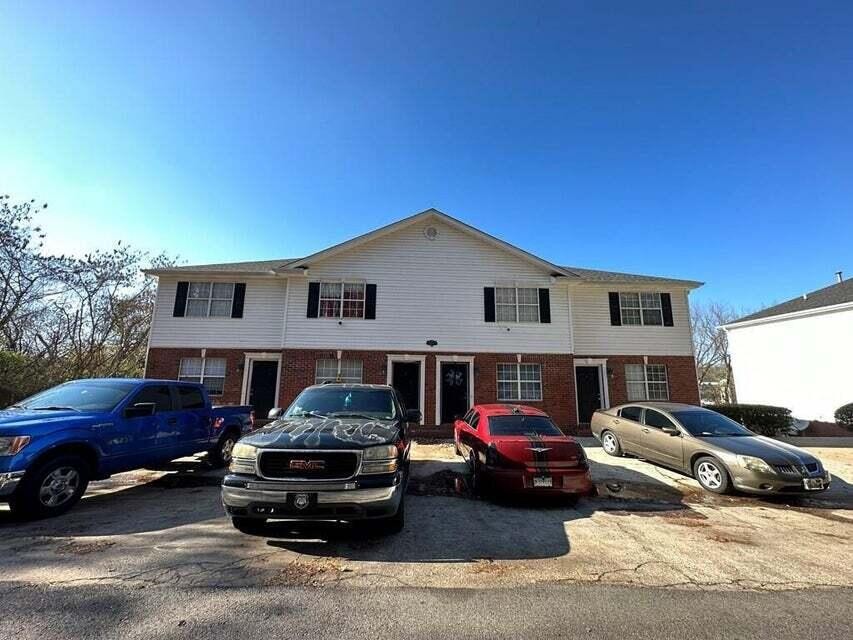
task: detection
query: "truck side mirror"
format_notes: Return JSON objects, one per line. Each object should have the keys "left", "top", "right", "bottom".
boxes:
{"left": 125, "top": 402, "right": 156, "bottom": 418}
{"left": 405, "top": 409, "right": 422, "bottom": 424}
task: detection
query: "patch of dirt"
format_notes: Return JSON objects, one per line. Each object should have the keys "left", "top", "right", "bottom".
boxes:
{"left": 470, "top": 559, "right": 514, "bottom": 576}
{"left": 706, "top": 532, "right": 756, "bottom": 546}
{"left": 263, "top": 559, "right": 348, "bottom": 586}
{"left": 408, "top": 470, "right": 467, "bottom": 497}
{"left": 55, "top": 540, "right": 116, "bottom": 555}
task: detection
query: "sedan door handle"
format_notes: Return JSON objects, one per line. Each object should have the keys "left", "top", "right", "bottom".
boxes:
{"left": 642, "top": 428, "right": 650, "bottom": 433}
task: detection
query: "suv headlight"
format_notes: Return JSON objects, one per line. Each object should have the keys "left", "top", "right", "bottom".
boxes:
{"left": 229, "top": 443, "right": 258, "bottom": 474}
{"left": 737, "top": 455, "right": 774, "bottom": 474}
{"left": 361, "top": 444, "right": 399, "bottom": 475}
{"left": 0, "top": 436, "right": 31, "bottom": 456}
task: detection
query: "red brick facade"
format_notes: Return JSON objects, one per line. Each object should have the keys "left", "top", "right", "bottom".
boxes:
{"left": 146, "top": 347, "right": 699, "bottom": 432}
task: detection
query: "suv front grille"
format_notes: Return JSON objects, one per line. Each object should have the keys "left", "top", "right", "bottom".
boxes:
{"left": 257, "top": 450, "right": 360, "bottom": 480}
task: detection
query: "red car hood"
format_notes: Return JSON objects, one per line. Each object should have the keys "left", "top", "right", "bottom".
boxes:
{"left": 491, "top": 436, "right": 585, "bottom": 470}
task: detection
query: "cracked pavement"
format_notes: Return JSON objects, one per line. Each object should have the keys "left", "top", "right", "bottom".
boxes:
{"left": 0, "top": 441, "right": 853, "bottom": 640}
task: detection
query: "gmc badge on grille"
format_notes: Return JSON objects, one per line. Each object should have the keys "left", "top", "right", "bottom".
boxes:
{"left": 289, "top": 459, "right": 326, "bottom": 470}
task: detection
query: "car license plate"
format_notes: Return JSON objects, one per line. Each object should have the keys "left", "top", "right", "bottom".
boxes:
{"left": 533, "top": 476, "right": 553, "bottom": 488}
{"left": 803, "top": 478, "right": 824, "bottom": 490}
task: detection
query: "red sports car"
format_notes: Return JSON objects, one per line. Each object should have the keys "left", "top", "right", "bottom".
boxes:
{"left": 454, "top": 404, "right": 594, "bottom": 499}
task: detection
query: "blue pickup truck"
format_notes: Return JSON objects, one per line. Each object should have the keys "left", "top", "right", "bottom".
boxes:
{"left": 0, "top": 378, "right": 254, "bottom": 518}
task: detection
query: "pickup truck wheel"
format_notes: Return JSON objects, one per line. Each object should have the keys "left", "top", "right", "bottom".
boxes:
{"left": 232, "top": 517, "right": 266, "bottom": 535}
{"left": 209, "top": 431, "right": 239, "bottom": 468}
{"left": 15, "top": 455, "right": 90, "bottom": 519}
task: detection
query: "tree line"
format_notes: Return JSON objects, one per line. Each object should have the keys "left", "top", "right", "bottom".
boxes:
{"left": 0, "top": 195, "right": 174, "bottom": 402}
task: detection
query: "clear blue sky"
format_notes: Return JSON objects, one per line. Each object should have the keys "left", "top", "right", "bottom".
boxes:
{"left": 2, "top": 1, "right": 851, "bottom": 310}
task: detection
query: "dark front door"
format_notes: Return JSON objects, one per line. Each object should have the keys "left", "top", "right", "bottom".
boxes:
{"left": 440, "top": 362, "right": 469, "bottom": 424}
{"left": 249, "top": 360, "right": 278, "bottom": 418}
{"left": 392, "top": 361, "right": 420, "bottom": 415}
{"left": 576, "top": 366, "right": 602, "bottom": 424}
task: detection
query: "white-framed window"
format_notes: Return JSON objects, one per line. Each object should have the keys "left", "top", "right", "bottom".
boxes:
{"left": 185, "top": 282, "right": 235, "bottom": 318}
{"left": 495, "top": 287, "right": 540, "bottom": 323}
{"left": 625, "top": 364, "right": 669, "bottom": 401}
{"left": 315, "top": 359, "right": 364, "bottom": 384}
{"left": 497, "top": 363, "right": 543, "bottom": 401}
{"left": 619, "top": 292, "right": 663, "bottom": 326}
{"left": 319, "top": 282, "right": 365, "bottom": 319}
{"left": 179, "top": 357, "right": 227, "bottom": 395}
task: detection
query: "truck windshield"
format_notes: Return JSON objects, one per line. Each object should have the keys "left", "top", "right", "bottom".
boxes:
{"left": 285, "top": 387, "right": 397, "bottom": 421}
{"left": 488, "top": 415, "right": 563, "bottom": 437}
{"left": 13, "top": 380, "right": 137, "bottom": 412}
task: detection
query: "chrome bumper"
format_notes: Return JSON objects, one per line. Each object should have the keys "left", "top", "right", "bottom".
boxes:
{"left": 0, "top": 471, "right": 25, "bottom": 497}
{"left": 221, "top": 475, "right": 403, "bottom": 520}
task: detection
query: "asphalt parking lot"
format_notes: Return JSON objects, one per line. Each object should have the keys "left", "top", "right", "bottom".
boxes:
{"left": 1, "top": 438, "right": 851, "bottom": 592}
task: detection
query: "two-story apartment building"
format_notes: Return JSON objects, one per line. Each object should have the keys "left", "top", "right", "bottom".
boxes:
{"left": 144, "top": 209, "right": 701, "bottom": 432}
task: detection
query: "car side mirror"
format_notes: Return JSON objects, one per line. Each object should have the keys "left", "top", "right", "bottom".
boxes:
{"left": 662, "top": 426, "right": 680, "bottom": 436}
{"left": 125, "top": 402, "right": 156, "bottom": 418}
{"left": 405, "top": 409, "right": 422, "bottom": 423}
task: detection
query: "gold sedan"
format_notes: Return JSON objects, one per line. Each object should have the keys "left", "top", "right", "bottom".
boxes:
{"left": 590, "top": 403, "right": 831, "bottom": 495}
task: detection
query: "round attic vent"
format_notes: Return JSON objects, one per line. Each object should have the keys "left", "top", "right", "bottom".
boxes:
{"left": 424, "top": 226, "right": 439, "bottom": 241}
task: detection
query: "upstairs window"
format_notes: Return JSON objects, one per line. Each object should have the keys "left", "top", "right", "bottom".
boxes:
{"left": 625, "top": 364, "right": 669, "bottom": 401}
{"left": 315, "top": 359, "right": 364, "bottom": 384}
{"left": 319, "top": 282, "right": 366, "bottom": 319}
{"left": 186, "top": 282, "right": 235, "bottom": 318}
{"left": 619, "top": 292, "right": 663, "bottom": 326}
{"left": 179, "top": 357, "right": 227, "bottom": 396}
{"left": 495, "top": 287, "right": 540, "bottom": 323}
{"left": 497, "top": 363, "right": 543, "bottom": 401}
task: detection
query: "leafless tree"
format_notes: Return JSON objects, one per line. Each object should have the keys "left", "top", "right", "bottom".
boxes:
{"left": 0, "top": 195, "right": 175, "bottom": 400}
{"left": 691, "top": 301, "right": 739, "bottom": 404}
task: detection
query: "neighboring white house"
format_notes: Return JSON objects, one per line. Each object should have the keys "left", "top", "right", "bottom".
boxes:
{"left": 723, "top": 275, "right": 853, "bottom": 422}
{"left": 143, "top": 208, "right": 702, "bottom": 429}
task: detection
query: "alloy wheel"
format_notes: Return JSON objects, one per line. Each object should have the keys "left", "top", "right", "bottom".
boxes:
{"left": 221, "top": 437, "right": 236, "bottom": 464}
{"left": 602, "top": 433, "right": 618, "bottom": 454}
{"left": 697, "top": 461, "right": 723, "bottom": 489}
{"left": 39, "top": 467, "right": 81, "bottom": 508}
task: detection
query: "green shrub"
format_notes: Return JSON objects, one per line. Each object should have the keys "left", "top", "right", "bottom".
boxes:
{"left": 707, "top": 404, "right": 793, "bottom": 436}
{"left": 835, "top": 403, "right": 853, "bottom": 428}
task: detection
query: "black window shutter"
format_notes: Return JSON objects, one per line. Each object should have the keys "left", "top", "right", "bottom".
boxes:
{"left": 173, "top": 281, "right": 189, "bottom": 317}
{"left": 365, "top": 284, "right": 377, "bottom": 319}
{"left": 608, "top": 292, "right": 622, "bottom": 326}
{"left": 231, "top": 283, "right": 246, "bottom": 318}
{"left": 661, "top": 293, "right": 674, "bottom": 326}
{"left": 484, "top": 287, "right": 496, "bottom": 322}
{"left": 307, "top": 282, "right": 320, "bottom": 318}
{"left": 538, "top": 288, "right": 551, "bottom": 323}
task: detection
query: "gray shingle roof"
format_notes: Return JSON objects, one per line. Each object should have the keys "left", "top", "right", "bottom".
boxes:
{"left": 730, "top": 278, "right": 853, "bottom": 324}
{"left": 156, "top": 258, "right": 298, "bottom": 273}
{"left": 562, "top": 266, "right": 701, "bottom": 286}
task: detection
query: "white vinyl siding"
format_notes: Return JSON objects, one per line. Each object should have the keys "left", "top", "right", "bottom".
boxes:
{"left": 282, "top": 219, "right": 571, "bottom": 353}
{"left": 571, "top": 284, "right": 694, "bottom": 356}
{"left": 148, "top": 277, "right": 286, "bottom": 348}
{"left": 625, "top": 364, "right": 669, "bottom": 401}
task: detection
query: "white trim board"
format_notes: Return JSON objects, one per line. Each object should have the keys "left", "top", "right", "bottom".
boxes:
{"left": 386, "top": 354, "right": 427, "bottom": 425}
{"left": 574, "top": 358, "right": 610, "bottom": 424}
{"left": 434, "top": 355, "right": 476, "bottom": 425}
{"left": 240, "top": 352, "right": 283, "bottom": 415}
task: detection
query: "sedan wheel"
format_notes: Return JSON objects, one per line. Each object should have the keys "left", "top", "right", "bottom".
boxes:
{"left": 601, "top": 431, "right": 622, "bottom": 457}
{"left": 693, "top": 456, "right": 731, "bottom": 494}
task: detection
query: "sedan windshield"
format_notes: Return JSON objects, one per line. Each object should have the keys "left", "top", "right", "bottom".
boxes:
{"left": 672, "top": 411, "right": 754, "bottom": 437}
{"left": 285, "top": 387, "right": 397, "bottom": 421}
{"left": 14, "top": 380, "right": 137, "bottom": 412}
{"left": 488, "top": 415, "right": 563, "bottom": 437}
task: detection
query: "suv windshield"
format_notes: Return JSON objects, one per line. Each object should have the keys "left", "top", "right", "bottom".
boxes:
{"left": 285, "top": 387, "right": 397, "bottom": 421}
{"left": 673, "top": 410, "right": 754, "bottom": 437}
{"left": 488, "top": 415, "right": 563, "bottom": 437}
{"left": 14, "top": 380, "right": 137, "bottom": 412}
